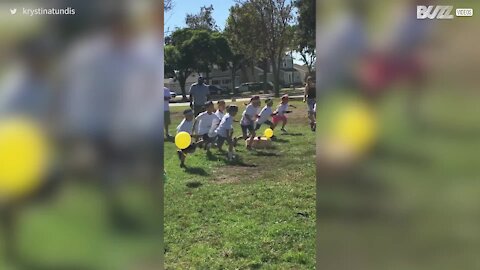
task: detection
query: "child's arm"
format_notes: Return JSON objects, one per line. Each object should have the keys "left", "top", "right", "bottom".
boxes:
{"left": 289, "top": 104, "right": 297, "bottom": 109}
{"left": 192, "top": 119, "right": 199, "bottom": 135}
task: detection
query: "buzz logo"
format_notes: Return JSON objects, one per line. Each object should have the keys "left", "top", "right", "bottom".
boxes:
{"left": 417, "top": 5, "right": 454, "bottom": 19}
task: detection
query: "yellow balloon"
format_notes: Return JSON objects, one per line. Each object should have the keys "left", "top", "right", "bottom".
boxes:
{"left": 332, "top": 101, "right": 377, "bottom": 155}
{"left": 175, "top": 132, "right": 191, "bottom": 149}
{"left": 0, "top": 117, "right": 50, "bottom": 200}
{"left": 264, "top": 128, "right": 274, "bottom": 138}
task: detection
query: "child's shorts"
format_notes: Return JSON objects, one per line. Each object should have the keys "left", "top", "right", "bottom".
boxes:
{"left": 272, "top": 115, "right": 287, "bottom": 124}
{"left": 255, "top": 120, "right": 273, "bottom": 130}
{"left": 200, "top": 133, "right": 213, "bottom": 143}
{"left": 241, "top": 124, "right": 255, "bottom": 134}
{"left": 216, "top": 135, "right": 233, "bottom": 147}
{"left": 181, "top": 143, "right": 197, "bottom": 154}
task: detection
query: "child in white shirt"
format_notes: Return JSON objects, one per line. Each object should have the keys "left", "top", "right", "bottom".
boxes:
{"left": 272, "top": 95, "right": 296, "bottom": 133}
{"left": 255, "top": 98, "right": 276, "bottom": 131}
{"left": 240, "top": 95, "right": 261, "bottom": 149}
{"left": 208, "top": 100, "right": 226, "bottom": 139}
{"left": 193, "top": 101, "right": 217, "bottom": 150}
{"left": 176, "top": 109, "right": 196, "bottom": 167}
{"left": 215, "top": 105, "right": 239, "bottom": 160}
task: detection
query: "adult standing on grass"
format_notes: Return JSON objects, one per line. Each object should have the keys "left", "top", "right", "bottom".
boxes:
{"left": 303, "top": 76, "right": 316, "bottom": 131}
{"left": 189, "top": 76, "right": 210, "bottom": 116}
{"left": 164, "top": 86, "right": 172, "bottom": 139}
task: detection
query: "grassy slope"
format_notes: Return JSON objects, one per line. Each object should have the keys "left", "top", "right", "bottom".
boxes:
{"left": 164, "top": 100, "right": 316, "bottom": 269}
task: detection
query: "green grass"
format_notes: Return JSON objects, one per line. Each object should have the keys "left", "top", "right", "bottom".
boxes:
{"left": 164, "top": 100, "right": 316, "bottom": 269}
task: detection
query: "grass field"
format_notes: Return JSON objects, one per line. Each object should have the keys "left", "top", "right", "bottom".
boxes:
{"left": 164, "top": 100, "right": 316, "bottom": 269}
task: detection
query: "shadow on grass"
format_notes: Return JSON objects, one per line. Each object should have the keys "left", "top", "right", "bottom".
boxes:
{"left": 184, "top": 167, "right": 209, "bottom": 176}
{"left": 271, "top": 138, "right": 289, "bottom": 143}
{"left": 253, "top": 150, "right": 279, "bottom": 157}
{"left": 186, "top": 181, "right": 203, "bottom": 188}
{"left": 217, "top": 154, "right": 257, "bottom": 167}
{"left": 282, "top": 132, "right": 303, "bottom": 136}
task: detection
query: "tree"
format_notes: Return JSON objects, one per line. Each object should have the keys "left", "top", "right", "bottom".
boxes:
{"left": 164, "top": 28, "right": 233, "bottom": 99}
{"left": 294, "top": 0, "right": 316, "bottom": 76}
{"left": 234, "top": 0, "right": 295, "bottom": 97}
{"left": 225, "top": 3, "right": 268, "bottom": 93}
{"left": 185, "top": 5, "right": 218, "bottom": 31}
{"left": 164, "top": 28, "right": 199, "bottom": 100}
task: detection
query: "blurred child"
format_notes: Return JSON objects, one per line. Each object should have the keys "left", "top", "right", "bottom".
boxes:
{"left": 176, "top": 109, "right": 196, "bottom": 168}
{"left": 214, "top": 105, "right": 239, "bottom": 161}
{"left": 240, "top": 96, "right": 261, "bottom": 149}
{"left": 193, "top": 101, "right": 217, "bottom": 151}
{"left": 272, "top": 95, "right": 296, "bottom": 133}
{"left": 255, "top": 98, "right": 276, "bottom": 131}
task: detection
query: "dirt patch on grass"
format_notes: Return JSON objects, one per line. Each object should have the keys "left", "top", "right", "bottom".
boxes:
{"left": 212, "top": 165, "right": 262, "bottom": 184}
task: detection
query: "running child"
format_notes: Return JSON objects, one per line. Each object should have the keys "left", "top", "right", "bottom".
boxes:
{"left": 272, "top": 95, "right": 297, "bottom": 133}
{"left": 240, "top": 95, "right": 261, "bottom": 149}
{"left": 176, "top": 109, "right": 196, "bottom": 168}
{"left": 255, "top": 98, "right": 276, "bottom": 131}
{"left": 214, "top": 105, "right": 239, "bottom": 161}
{"left": 193, "top": 101, "right": 217, "bottom": 151}
{"left": 208, "top": 100, "right": 226, "bottom": 140}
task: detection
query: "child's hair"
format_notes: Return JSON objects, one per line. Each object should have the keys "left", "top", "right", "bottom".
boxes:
{"left": 226, "top": 105, "right": 239, "bottom": 114}
{"left": 204, "top": 100, "right": 214, "bottom": 107}
{"left": 265, "top": 98, "right": 272, "bottom": 104}
{"left": 183, "top": 109, "right": 193, "bottom": 115}
{"left": 245, "top": 95, "right": 260, "bottom": 105}
{"left": 217, "top": 100, "right": 226, "bottom": 105}
{"left": 281, "top": 94, "right": 289, "bottom": 101}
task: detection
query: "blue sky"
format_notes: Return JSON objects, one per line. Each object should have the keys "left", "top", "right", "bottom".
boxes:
{"left": 165, "top": 0, "right": 236, "bottom": 34}
{"left": 164, "top": 0, "right": 304, "bottom": 64}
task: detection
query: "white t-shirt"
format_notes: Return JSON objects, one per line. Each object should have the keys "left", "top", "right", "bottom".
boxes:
{"left": 240, "top": 104, "right": 258, "bottom": 126}
{"left": 276, "top": 103, "right": 289, "bottom": 116}
{"left": 164, "top": 87, "right": 171, "bottom": 111}
{"left": 215, "top": 113, "right": 234, "bottom": 138}
{"left": 257, "top": 106, "right": 273, "bottom": 124}
{"left": 195, "top": 111, "right": 218, "bottom": 135}
{"left": 208, "top": 110, "right": 224, "bottom": 137}
{"left": 177, "top": 119, "right": 193, "bottom": 134}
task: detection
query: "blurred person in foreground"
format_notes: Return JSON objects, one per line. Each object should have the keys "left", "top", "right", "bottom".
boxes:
{"left": 316, "top": 0, "right": 369, "bottom": 96}
{"left": 0, "top": 36, "right": 59, "bottom": 265}
{"left": 62, "top": 4, "right": 163, "bottom": 228}
{"left": 359, "top": 0, "right": 433, "bottom": 123}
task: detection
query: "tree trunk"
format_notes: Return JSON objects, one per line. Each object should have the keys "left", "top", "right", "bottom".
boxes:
{"left": 231, "top": 66, "right": 237, "bottom": 95}
{"left": 271, "top": 57, "right": 281, "bottom": 97}
{"left": 179, "top": 73, "right": 188, "bottom": 101}
{"left": 262, "top": 59, "right": 268, "bottom": 94}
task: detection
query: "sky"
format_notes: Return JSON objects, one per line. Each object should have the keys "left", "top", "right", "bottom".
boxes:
{"left": 164, "top": 0, "right": 236, "bottom": 34}
{"left": 164, "top": 0, "right": 304, "bottom": 64}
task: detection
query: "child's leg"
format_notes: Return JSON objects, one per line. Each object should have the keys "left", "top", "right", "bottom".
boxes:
{"left": 281, "top": 118, "right": 287, "bottom": 130}
{"left": 228, "top": 141, "right": 235, "bottom": 160}
{"left": 241, "top": 125, "right": 248, "bottom": 140}
{"left": 247, "top": 127, "right": 255, "bottom": 148}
